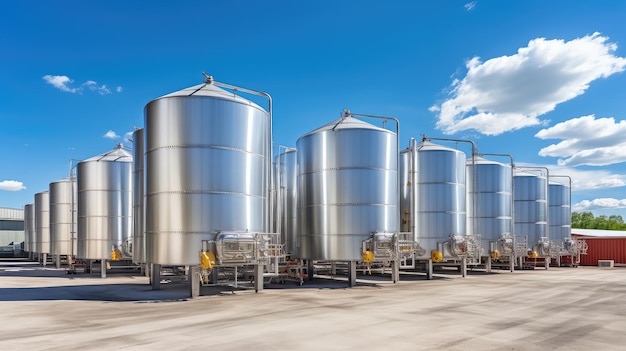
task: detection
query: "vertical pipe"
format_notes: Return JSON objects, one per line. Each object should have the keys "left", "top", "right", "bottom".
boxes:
{"left": 410, "top": 138, "right": 417, "bottom": 241}
{"left": 68, "top": 159, "right": 79, "bottom": 263}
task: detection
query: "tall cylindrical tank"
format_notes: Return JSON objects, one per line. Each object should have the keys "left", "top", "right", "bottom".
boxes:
{"left": 549, "top": 180, "right": 571, "bottom": 242}
{"left": 145, "top": 83, "right": 270, "bottom": 265}
{"left": 49, "top": 178, "right": 77, "bottom": 257}
{"left": 297, "top": 116, "right": 398, "bottom": 261}
{"left": 513, "top": 171, "right": 548, "bottom": 249}
{"left": 132, "top": 128, "right": 145, "bottom": 263}
{"left": 23, "top": 204, "right": 34, "bottom": 253}
{"left": 34, "top": 191, "right": 50, "bottom": 254}
{"left": 274, "top": 149, "right": 298, "bottom": 256}
{"left": 77, "top": 145, "right": 133, "bottom": 260}
{"left": 466, "top": 156, "right": 512, "bottom": 253}
{"left": 408, "top": 141, "right": 466, "bottom": 256}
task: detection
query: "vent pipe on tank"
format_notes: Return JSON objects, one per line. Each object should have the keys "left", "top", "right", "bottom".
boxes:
{"left": 515, "top": 166, "right": 550, "bottom": 248}
{"left": 422, "top": 136, "right": 477, "bottom": 236}
{"left": 343, "top": 109, "right": 401, "bottom": 237}
{"left": 476, "top": 153, "right": 515, "bottom": 244}
{"left": 202, "top": 72, "right": 273, "bottom": 234}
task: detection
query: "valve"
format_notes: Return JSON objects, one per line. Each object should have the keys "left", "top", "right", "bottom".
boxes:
{"left": 200, "top": 251, "right": 216, "bottom": 269}
{"left": 362, "top": 250, "right": 374, "bottom": 263}
{"left": 431, "top": 250, "right": 443, "bottom": 263}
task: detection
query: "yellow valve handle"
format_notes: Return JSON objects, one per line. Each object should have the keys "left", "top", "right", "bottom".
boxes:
{"left": 111, "top": 249, "right": 122, "bottom": 261}
{"left": 200, "top": 251, "right": 216, "bottom": 269}
{"left": 362, "top": 250, "right": 374, "bottom": 263}
{"left": 491, "top": 250, "right": 500, "bottom": 259}
{"left": 431, "top": 250, "right": 443, "bottom": 263}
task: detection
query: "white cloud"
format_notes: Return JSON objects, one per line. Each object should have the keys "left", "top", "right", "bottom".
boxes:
{"left": 573, "top": 198, "right": 626, "bottom": 212}
{"left": 516, "top": 163, "right": 626, "bottom": 191}
{"left": 42, "top": 75, "right": 78, "bottom": 93}
{"left": 43, "top": 75, "right": 117, "bottom": 95}
{"left": 536, "top": 115, "right": 626, "bottom": 166}
{"left": 464, "top": 2, "right": 477, "bottom": 11}
{"left": 104, "top": 130, "right": 120, "bottom": 139}
{"left": 116, "top": 86, "right": 123, "bottom": 93}
{"left": 0, "top": 180, "right": 26, "bottom": 191}
{"left": 83, "top": 81, "right": 111, "bottom": 95}
{"left": 431, "top": 33, "right": 626, "bottom": 135}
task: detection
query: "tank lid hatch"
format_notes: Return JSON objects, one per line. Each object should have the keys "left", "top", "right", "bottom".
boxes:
{"left": 513, "top": 170, "right": 545, "bottom": 178}
{"left": 416, "top": 140, "right": 466, "bottom": 155}
{"left": 549, "top": 180, "right": 570, "bottom": 186}
{"left": 83, "top": 145, "right": 133, "bottom": 163}
{"left": 466, "top": 156, "right": 507, "bottom": 166}
{"left": 155, "top": 83, "right": 265, "bottom": 111}
{"left": 300, "top": 116, "right": 392, "bottom": 138}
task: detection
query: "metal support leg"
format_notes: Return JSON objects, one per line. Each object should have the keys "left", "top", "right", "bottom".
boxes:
{"left": 331, "top": 261, "right": 337, "bottom": 276}
{"left": 486, "top": 257, "right": 492, "bottom": 273}
{"left": 391, "top": 260, "right": 399, "bottom": 284}
{"left": 461, "top": 257, "right": 467, "bottom": 278}
{"left": 348, "top": 261, "right": 357, "bottom": 287}
{"left": 518, "top": 256, "right": 524, "bottom": 270}
{"left": 42, "top": 253, "right": 47, "bottom": 267}
{"left": 189, "top": 265, "right": 200, "bottom": 298}
{"left": 151, "top": 264, "right": 161, "bottom": 290}
{"left": 101, "top": 260, "right": 107, "bottom": 278}
{"left": 510, "top": 257, "right": 515, "bottom": 272}
{"left": 56, "top": 254, "right": 61, "bottom": 269}
{"left": 144, "top": 263, "right": 150, "bottom": 278}
{"left": 544, "top": 257, "right": 549, "bottom": 270}
{"left": 307, "top": 260, "right": 314, "bottom": 281}
{"left": 426, "top": 259, "right": 433, "bottom": 280}
{"left": 211, "top": 266, "right": 218, "bottom": 283}
{"left": 557, "top": 256, "right": 561, "bottom": 267}
{"left": 254, "top": 264, "right": 264, "bottom": 293}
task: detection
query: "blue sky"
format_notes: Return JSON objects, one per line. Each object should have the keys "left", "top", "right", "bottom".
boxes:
{"left": 2, "top": 1, "right": 626, "bottom": 217}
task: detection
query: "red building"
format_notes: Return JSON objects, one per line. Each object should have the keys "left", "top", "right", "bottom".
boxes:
{"left": 571, "top": 229, "right": 626, "bottom": 266}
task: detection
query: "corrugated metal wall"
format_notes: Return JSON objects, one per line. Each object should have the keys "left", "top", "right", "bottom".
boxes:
{"left": 0, "top": 208, "right": 25, "bottom": 246}
{"left": 572, "top": 234, "right": 626, "bottom": 266}
{"left": 0, "top": 208, "right": 24, "bottom": 220}
{"left": 0, "top": 231, "right": 24, "bottom": 246}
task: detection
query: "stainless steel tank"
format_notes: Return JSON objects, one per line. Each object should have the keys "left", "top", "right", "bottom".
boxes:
{"left": 132, "top": 128, "right": 145, "bottom": 263}
{"left": 466, "top": 156, "right": 512, "bottom": 254}
{"left": 514, "top": 170, "right": 548, "bottom": 254}
{"left": 549, "top": 180, "right": 571, "bottom": 242}
{"left": 274, "top": 149, "right": 298, "bottom": 256}
{"left": 77, "top": 145, "right": 133, "bottom": 260}
{"left": 49, "top": 178, "right": 77, "bottom": 257}
{"left": 412, "top": 141, "right": 466, "bottom": 257}
{"left": 297, "top": 116, "right": 398, "bottom": 261}
{"left": 34, "top": 191, "right": 50, "bottom": 254}
{"left": 144, "top": 83, "right": 270, "bottom": 265}
{"left": 23, "top": 203, "right": 34, "bottom": 253}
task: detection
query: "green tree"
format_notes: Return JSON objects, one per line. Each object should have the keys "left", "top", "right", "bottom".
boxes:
{"left": 571, "top": 212, "right": 626, "bottom": 231}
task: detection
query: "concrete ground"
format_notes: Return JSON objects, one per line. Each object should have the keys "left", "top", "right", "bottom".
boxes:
{"left": 1, "top": 259, "right": 625, "bottom": 351}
